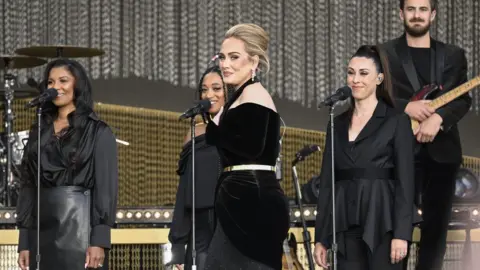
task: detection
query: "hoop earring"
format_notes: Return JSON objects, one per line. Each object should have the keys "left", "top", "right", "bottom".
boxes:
{"left": 251, "top": 69, "right": 256, "bottom": 81}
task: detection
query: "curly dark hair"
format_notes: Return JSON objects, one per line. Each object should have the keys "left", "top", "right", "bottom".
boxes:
{"left": 196, "top": 65, "right": 230, "bottom": 123}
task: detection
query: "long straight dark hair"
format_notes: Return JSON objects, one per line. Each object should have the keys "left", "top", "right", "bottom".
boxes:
{"left": 349, "top": 45, "right": 395, "bottom": 109}
{"left": 24, "top": 59, "right": 94, "bottom": 165}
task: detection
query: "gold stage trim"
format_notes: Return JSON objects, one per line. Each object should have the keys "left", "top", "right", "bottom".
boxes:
{"left": 1, "top": 228, "right": 479, "bottom": 245}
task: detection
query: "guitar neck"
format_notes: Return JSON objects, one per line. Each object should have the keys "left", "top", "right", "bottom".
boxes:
{"left": 430, "top": 76, "right": 480, "bottom": 109}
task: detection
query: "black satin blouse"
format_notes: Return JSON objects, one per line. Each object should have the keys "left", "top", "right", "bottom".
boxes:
{"left": 16, "top": 111, "right": 118, "bottom": 250}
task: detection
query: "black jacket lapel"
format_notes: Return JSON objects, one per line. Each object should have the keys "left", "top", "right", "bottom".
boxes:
{"left": 335, "top": 113, "right": 356, "bottom": 163}
{"left": 353, "top": 101, "right": 388, "bottom": 144}
{"left": 432, "top": 38, "right": 445, "bottom": 87}
{"left": 395, "top": 34, "right": 421, "bottom": 92}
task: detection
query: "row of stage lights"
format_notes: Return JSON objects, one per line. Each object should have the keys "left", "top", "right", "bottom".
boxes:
{"left": 1, "top": 205, "right": 480, "bottom": 224}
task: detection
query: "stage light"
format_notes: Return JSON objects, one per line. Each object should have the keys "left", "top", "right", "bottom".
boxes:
{"left": 289, "top": 205, "right": 317, "bottom": 223}
{"left": 418, "top": 209, "right": 422, "bottom": 216}
{"left": 453, "top": 168, "right": 480, "bottom": 204}
{"left": 113, "top": 207, "right": 175, "bottom": 224}
{"left": 116, "top": 212, "right": 124, "bottom": 219}
{"left": 0, "top": 208, "right": 16, "bottom": 224}
{"left": 472, "top": 209, "right": 479, "bottom": 216}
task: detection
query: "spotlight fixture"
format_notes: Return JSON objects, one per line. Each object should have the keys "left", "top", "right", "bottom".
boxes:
{"left": 115, "top": 207, "right": 175, "bottom": 224}
{"left": 0, "top": 208, "right": 15, "bottom": 224}
{"left": 453, "top": 168, "right": 480, "bottom": 205}
{"left": 289, "top": 205, "right": 317, "bottom": 222}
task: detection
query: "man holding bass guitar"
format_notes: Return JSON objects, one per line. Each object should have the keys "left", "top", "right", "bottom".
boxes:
{"left": 380, "top": 0, "right": 472, "bottom": 269}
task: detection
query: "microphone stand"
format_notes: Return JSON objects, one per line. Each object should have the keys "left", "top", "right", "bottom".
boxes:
{"left": 291, "top": 161, "right": 315, "bottom": 270}
{"left": 190, "top": 116, "right": 197, "bottom": 270}
{"left": 36, "top": 106, "right": 42, "bottom": 270}
{"left": 329, "top": 105, "right": 338, "bottom": 270}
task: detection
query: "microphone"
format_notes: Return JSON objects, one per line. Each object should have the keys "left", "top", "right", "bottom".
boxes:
{"left": 179, "top": 99, "right": 212, "bottom": 120}
{"left": 25, "top": 88, "right": 58, "bottom": 109}
{"left": 292, "top": 144, "right": 321, "bottom": 165}
{"left": 319, "top": 86, "right": 352, "bottom": 107}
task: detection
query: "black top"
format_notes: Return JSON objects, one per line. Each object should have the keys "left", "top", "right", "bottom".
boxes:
{"left": 168, "top": 133, "right": 221, "bottom": 260}
{"left": 177, "top": 133, "right": 221, "bottom": 208}
{"left": 16, "top": 111, "right": 118, "bottom": 249}
{"left": 206, "top": 78, "right": 280, "bottom": 167}
{"left": 315, "top": 100, "right": 418, "bottom": 254}
{"left": 410, "top": 47, "right": 431, "bottom": 86}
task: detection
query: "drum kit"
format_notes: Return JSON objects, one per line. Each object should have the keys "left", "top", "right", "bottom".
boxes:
{"left": 0, "top": 45, "right": 104, "bottom": 207}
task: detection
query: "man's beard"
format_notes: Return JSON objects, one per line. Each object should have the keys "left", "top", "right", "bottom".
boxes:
{"left": 404, "top": 18, "right": 431, "bottom": 37}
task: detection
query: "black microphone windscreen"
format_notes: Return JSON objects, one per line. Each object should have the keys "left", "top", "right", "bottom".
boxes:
{"left": 45, "top": 88, "right": 58, "bottom": 99}
{"left": 198, "top": 99, "right": 212, "bottom": 110}
{"left": 338, "top": 86, "right": 352, "bottom": 98}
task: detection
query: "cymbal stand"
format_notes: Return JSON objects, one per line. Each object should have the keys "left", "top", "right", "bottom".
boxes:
{"left": 1, "top": 64, "right": 16, "bottom": 207}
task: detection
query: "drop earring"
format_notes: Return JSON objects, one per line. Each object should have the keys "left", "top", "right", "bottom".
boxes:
{"left": 251, "top": 69, "right": 256, "bottom": 81}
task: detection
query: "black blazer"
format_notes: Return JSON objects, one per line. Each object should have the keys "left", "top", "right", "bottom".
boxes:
{"left": 315, "top": 101, "right": 417, "bottom": 254}
{"left": 380, "top": 34, "right": 472, "bottom": 164}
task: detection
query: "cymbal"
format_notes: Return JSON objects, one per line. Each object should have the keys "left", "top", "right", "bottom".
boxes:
{"left": 0, "top": 55, "right": 47, "bottom": 69}
{"left": 0, "top": 87, "right": 39, "bottom": 99}
{"left": 15, "top": 45, "right": 105, "bottom": 58}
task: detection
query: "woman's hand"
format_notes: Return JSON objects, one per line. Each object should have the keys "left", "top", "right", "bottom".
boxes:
{"left": 85, "top": 246, "right": 105, "bottom": 269}
{"left": 175, "top": 264, "right": 184, "bottom": 270}
{"left": 391, "top": 238, "right": 408, "bottom": 264}
{"left": 18, "top": 250, "right": 29, "bottom": 270}
{"left": 314, "top": 242, "right": 329, "bottom": 268}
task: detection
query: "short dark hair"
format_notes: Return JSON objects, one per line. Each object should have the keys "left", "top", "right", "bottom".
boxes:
{"left": 400, "top": 0, "right": 436, "bottom": 11}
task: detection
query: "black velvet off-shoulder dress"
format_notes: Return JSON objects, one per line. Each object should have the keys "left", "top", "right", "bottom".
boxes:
{"left": 15, "top": 111, "right": 118, "bottom": 270}
{"left": 204, "top": 79, "right": 290, "bottom": 270}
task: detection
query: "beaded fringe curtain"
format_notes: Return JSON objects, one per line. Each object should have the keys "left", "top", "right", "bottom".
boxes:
{"left": 1, "top": 0, "right": 479, "bottom": 112}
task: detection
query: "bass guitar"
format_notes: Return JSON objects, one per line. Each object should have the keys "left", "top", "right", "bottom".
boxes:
{"left": 409, "top": 75, "right": 480, "bottom": 131}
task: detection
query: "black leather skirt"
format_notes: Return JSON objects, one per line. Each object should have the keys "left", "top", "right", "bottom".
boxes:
{"left": 27, "top": 186, "right": 105, "bottom": 270}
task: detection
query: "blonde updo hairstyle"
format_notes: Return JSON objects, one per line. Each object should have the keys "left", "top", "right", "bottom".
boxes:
{"left": 224, "top": 23, "right": 270, "bottom": 73}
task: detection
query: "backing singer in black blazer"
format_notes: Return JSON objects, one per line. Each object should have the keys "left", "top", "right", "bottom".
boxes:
{"left": 380, "top": 2, "right": 472, "bottom": 268}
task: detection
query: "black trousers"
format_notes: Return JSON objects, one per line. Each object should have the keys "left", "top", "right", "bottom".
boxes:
{"left": 184, "top": 208, "right": 215, "bottom": 270}
{"left": 414, "top": 158, "right": 458, "bottom": 270}
{"left": 338, "top": 227, "right": 405, "bottom": 270}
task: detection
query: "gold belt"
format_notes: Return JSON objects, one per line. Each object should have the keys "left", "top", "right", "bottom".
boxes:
{"left": 223, "top": 164, "right": 276, "bottom": 172}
